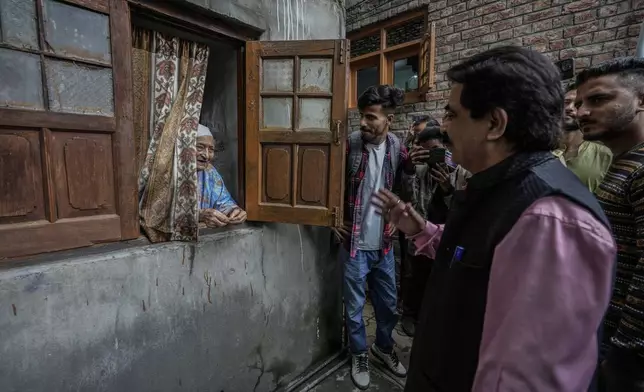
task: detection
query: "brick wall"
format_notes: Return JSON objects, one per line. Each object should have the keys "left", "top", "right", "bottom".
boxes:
{"left": 347, "top": 0, "right": 644, "bottom": 134}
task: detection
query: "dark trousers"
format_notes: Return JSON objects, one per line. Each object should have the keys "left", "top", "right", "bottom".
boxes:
{"left": 599, "top": 360, "right": 644, "bottom": 392}
{"left": 401, "top": 253, "right": 433, "bottom": 321}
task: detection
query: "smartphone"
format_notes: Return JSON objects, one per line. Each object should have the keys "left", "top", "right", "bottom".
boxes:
{"left": 425, "top": 148, "right": 447, "bottom": 165}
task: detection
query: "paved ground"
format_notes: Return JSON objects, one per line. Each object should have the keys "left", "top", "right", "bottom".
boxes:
{"left": 310, "top": 300, "right": 413, "bottom": 391}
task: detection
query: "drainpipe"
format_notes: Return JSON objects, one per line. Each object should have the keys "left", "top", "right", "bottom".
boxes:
{"left": 637, "top": 20, "right": 644, "bottom": 58}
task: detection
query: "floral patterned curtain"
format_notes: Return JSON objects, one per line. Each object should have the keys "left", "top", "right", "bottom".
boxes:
{"left": 135, "top": 29, "right": 209, "bottom": 243}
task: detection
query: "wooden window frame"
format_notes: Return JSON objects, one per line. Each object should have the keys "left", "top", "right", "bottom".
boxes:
{"left": 348, "top": 9, "right": 436, "bottom": 108}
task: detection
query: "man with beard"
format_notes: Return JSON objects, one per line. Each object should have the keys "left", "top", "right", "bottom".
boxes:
{"left": 575, "top": 57, "right": 644, "bottom": 392}
{"left": 404, "top": 115, "right": 439, "bottom": 149}
{"left": 553, "top": 85, "right": 612, "bottom": 192}
{"left": 371, "top": 46, "right": 616, "bottom": 392}
{"left": 331, "top": 85, "right": 427, "bottom": 390}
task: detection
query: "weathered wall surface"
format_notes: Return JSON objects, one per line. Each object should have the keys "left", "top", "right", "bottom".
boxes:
{"left": 185, "top": 0, "right": 345, "bottom": 40}
{"left": 0, "top": 0, "right": 346, "bottom": 391}
{"left": 347, "top": 0, "right": 643, "bottom": 131}
{"left": 0, "top": 225, "right": 342, "bottom": 392}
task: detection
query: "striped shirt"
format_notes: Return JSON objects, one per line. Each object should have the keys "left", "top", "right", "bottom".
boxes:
{"left": 595, "top": 142, "right": 644, "bottom": 366}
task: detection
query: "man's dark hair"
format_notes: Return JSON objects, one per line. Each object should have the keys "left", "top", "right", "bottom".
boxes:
{"left": 416, "top": 125, "right": 444, "bottom": 144}
{"left": 357, "top": 85, "right": 405, "bottom": 111}
{"left": 446, "top": 46, "right": 562, "bottom": 152}
{"left": 576, "top": 57, "right": 644, "bottom": 96}
{"left": 566, "top": 82, "right": 576, "bottom": 92}
{"left": 413, "top": 114, "right": 433, "bottom": 126}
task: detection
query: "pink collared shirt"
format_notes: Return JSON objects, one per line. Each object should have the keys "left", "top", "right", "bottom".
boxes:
{"left": 409, "top": 195, "right": 616, "bottom": 391}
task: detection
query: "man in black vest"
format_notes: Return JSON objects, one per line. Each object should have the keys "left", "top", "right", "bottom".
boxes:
{"left": 372, "top": 46, "right": 617, "bottom": 391}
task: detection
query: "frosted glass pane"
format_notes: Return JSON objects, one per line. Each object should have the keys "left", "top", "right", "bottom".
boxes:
{"left": 299, "top": 98, "right": 331, "bottom": 130}
{"left": 299, "top": 59, "right": 332, "bottom": 93}
{"left": 263, "top": 98, "right": 292, "bottom": 129}
{"left": 43, "top": 0, "right": 112, "bottom": 63}
{"left": 45, "top": 59, "right": 114, "bottom": 116}
{"left": 0, "top": 48, "right": 44, "bottom": 110}
{"left": 0, "top": 0, "right": 39, "bottom": 49}
{"left": 262, "top": 59, "right": 293, "bottom": 92}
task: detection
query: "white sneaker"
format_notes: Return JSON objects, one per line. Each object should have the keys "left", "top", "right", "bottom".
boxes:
{"left": 351, "top": 353, "right": 370, "bottom": 390}
{"left": 371, "top": 343, "right": 407, "bottom": 377}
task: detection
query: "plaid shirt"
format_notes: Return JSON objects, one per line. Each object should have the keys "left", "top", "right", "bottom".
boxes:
{"left": 344, "top": 133, "right": 410, "bottom": 257}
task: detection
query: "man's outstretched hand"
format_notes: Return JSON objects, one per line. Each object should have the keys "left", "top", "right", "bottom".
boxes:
{"left": 371, "top": 188, "right": 425, "bottom": 236}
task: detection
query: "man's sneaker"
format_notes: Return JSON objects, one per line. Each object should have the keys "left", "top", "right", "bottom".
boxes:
{"left": 371, "top": 343, "right": 407, "bottom": 377}
{"left": 351, "top": 353, "right": 370, "bottom": 390}
{"left": 401, "top": 317, "right": 416, "bottom": 337}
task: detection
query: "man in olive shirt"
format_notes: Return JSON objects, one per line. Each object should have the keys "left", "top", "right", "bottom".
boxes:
{"left": 553, "top": 86, "right": 612, "bottom": 192}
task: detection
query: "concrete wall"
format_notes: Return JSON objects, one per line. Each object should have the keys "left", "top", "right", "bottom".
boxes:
{"left": 346, "top": 0, "right": 644, "bottom": 132}
{"left": 0, "top": 225, "right": 342, "bottom": 392}
{"left": 0, "top": 0, "right": 347, "bottom": 391}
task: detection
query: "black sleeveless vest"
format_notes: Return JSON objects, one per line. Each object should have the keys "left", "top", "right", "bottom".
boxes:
{"left": 404, "top": 152, "right": 611, "bottom": 392}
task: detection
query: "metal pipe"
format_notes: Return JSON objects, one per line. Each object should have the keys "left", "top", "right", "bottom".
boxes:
{"left": 637, "top": 20, "right": 644, "bottom": 58}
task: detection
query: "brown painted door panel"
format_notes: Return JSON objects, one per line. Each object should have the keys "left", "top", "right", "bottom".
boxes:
{"left": 0, "top": 0, "right": 136, "bottom": 259}
{"left": 245, "top": 40, "right": 349, "bottom": 227}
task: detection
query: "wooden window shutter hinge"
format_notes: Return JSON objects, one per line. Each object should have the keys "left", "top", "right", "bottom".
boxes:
{"left": 332, "top": 206, "right": 341, "bottom": 228}
{"left": 339, "top": 40, "right": 345, "bottom": 64}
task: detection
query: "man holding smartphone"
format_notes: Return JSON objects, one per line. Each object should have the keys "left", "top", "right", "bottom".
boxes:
{"left": 400, "top": 126, "right": 469, "bottom": 336}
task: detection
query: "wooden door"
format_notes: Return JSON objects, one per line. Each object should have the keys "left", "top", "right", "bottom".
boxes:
{"left": 245, "top": 40, "right": 349, "bottom": 227}
{"left": 0, "top": 0, "right": 136, "bottom": 259}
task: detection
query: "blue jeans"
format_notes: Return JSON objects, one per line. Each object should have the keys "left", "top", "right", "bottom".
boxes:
{"left": 341, "top": 248, "right": 398, "bottom": 355}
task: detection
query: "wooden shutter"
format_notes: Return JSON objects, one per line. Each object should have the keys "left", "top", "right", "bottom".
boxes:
{"left": 0, "top": 0, "right": 137, "bottom": 259}
{"left": 419, "top": 22, "right": 436, "bottom": 97}
{"left": 245, "top": 40, "right": 348, "bottom": 227}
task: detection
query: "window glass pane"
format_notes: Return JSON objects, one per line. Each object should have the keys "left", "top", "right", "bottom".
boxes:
{"left": 356, "top": 66, "right": 378, "bottom": 102}
{"left": 0, "top": 0, "right": 39, "bottom": 49}
{"left": 386, "top": 18, "right": 424, "bottom": 47}
{"left": 0, "top": 48, "right": 44, "bottom": 110}
{"left": 262, "top": 59, "right": 293, "bottom": 92}
{"left": 299, "top": 98, "right": 331, "bottom": 130}
{"left": 43, "top": 0, "right": 112, "bottom": 64}
{"left": 299, "top": 59, "right": 332, "bottom": 93}
{"left": 262, "top": 98, "right": 292, "bottom": 128}
{"left": 393, "top": 55, "right": 419, "bottom": 92}
{"left": 45, "top": 59, "right": 114, "bottom": 116}
{"left": 350, "top": 34, "right": 380, "bottom": 58}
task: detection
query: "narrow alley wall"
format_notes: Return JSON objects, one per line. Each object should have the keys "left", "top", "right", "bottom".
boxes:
{"left": 347, "top": 0, "right": 644, "bottom": 136}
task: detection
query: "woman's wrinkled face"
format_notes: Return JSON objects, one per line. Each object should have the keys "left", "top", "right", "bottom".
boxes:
{"left": 196, "top": 136, "right": 215, "bottom": 171}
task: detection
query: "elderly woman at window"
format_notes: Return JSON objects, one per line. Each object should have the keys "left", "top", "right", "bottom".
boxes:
{"left": 197, "top": 124, "right": 247, "bottom": 228}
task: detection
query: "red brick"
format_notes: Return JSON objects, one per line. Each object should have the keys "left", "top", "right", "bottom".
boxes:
{"left": 498, "top": 29, "right": 514, "bottom": 40}
{"left": 437, "top": 44, "right": 454, "bottom": 55}
{"left": 481, "top": 32, "right": 499, "bottom": 43}
{"left": 523, "top": 34, "right": 549, "bottom": 46}
{"left": 455, "top": 3, "right": 468, "bottom": 12}
{"left": 605, "top": 14, "right": 629, "bottom": 28}
{"left": 447, "top": 10, "right": 475, "bottom": 24}
{"left": 454, "top": 20, "right": 472, "bottom": 32}
{"left": 553, "top": 15, "right": 574, "bottom": 28}
{"left": 560, "top": 44, "right": 603, "bottom": 59}
{"left": 575, "top": 57, "right": 591, "bottom": 69}
{"left": 549, "top": 38, "right": 572, "bottom": 50}
{"left": 533, "top": 19, "right": 554, "bottom": 32}
{"left": 462, "top": 25, "right": 492, "bottom": 39}
{"left": 513, "top": 24, "right": 533, "bottom": 37}
{"left": 534, "top": 0, "right": 553, "bottom": 10}
{"left": 563, "top": 21, "right": 601, "bottom": 37}
{"left": 490, "top": 17, "right": 523, "bottom": 32}
{"left": 563, "top": 0, "right": 600, "bottom": 12}
{"left": 574, "top": 10, "right": 597, "bottom": 24}
{"left": 445, "top": 32, "right": 462, "bottom": 44}
{"left": 545, "top": 29, "right": 563, "bottom": 40}
{"left": 572, "top": 33, "right": 593, "bottom": 45}
{"left": 467, "top": 37, "right": 482, "bottom": 48}
{"left": 603, "top": 37, "right": 638, "bottom": 52}
{"left": 514, "top": 3, "right": 533, "bottom": 15}
{"left": 593, "top": 30, "right": 617, "bottom": 43}
{"left": 441, "top": 6, "right": 455, "bottom": 17}
{"left": 598, "top": 5, "right": 618, "bottom": 17}
{"left": 590, "top": 53, "right": 613, "bottom": 65}
{"left": 475, "top": 1, "right": 506, "bottom": 15}
{"left": 523, "top": 7, "right": 562, "bottom": 23}
{"left": 454, "top": 42, "right": 467, "bottom": 50}
{"left": 483, "top": 8, "right": 515, "bottom": 24}
{"left": 428, "top": 0, "right": 448, "bottom": 12}
{"left": 437, "top": 62, "right": 451, "bottom": 72}
{"left": 508, "top": 0, "right": 532, "bottom": 6}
